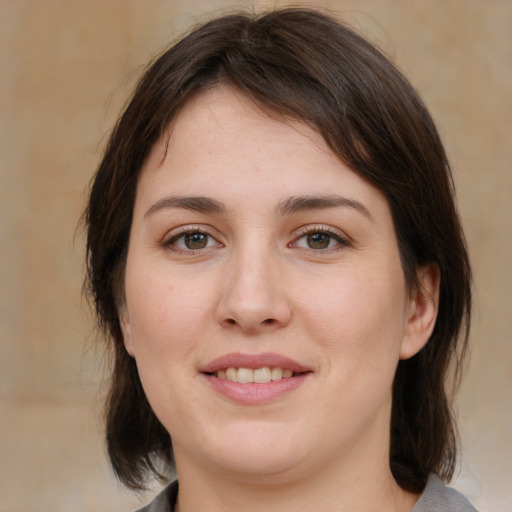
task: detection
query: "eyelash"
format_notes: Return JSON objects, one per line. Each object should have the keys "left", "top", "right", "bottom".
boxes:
{"left": 290, "top": 225, "right": 350, "bottom": 252}
{"left": 163, "top": 225, "right": 350, "bottom": 255}
{"left": 163, "top": 227, "right": 221, "bottom": 254}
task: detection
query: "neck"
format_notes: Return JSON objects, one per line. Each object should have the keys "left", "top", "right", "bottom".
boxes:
{"left": 173, "top": 437, "right": 419, "bottom": 512}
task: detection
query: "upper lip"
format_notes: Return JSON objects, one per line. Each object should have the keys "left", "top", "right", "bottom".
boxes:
{"left": 199, "top": 352, "right": 312, "bottom": 374}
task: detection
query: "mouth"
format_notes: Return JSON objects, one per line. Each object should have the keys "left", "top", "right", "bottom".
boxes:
{"left": 208, "top": 367, "right": 300, "bottom": 383}
{"left": 199, "top": 353, "right": 312, "bottom": 404}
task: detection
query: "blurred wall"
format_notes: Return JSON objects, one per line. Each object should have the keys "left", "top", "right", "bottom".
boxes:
{"left": 1, "top": 1, "right": 510, "bottom": 511}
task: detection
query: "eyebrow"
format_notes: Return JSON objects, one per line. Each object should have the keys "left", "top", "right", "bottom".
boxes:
{"left": 144, "top": 196, "right": 225, "bottom": 217}
{"left": 144, "top": 194, "right": 372, "bottom": 220}
{"left": 277, "top": 194, "right": 373, "bottom": 220}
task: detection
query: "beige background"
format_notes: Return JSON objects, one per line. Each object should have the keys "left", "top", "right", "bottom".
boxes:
{"left": 1, "top": 1, "right": 510, "bottom": 511}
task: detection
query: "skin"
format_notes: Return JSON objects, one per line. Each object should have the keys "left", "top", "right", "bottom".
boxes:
{"left": 120, "top": 85, "right": 440, "bottom": 512}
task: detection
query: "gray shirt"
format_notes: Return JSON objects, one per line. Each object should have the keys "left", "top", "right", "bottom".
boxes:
{"left": 412, "top": 475, "right": 478, "bottom": 512}
{"left": 135, "top": 474, "right": 478, "bottom": 512}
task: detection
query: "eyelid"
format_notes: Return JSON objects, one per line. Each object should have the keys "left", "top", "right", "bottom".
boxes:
{"left": 162, "top": 225, "right": 223, "bottom": 253}
{"left": 290, "top": 224, "right": 351, "bottom": 250}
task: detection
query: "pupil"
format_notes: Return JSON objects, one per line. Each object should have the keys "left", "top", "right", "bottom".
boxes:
{"left": 185, "top": 233, "right": 208, "bottom": 249}
{"left": 308, "top": 233, "right": 329, "bottom": 249}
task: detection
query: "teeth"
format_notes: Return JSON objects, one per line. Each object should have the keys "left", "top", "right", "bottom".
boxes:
{"left": 226, "top": 367, "right": 238, "bottom": 382}
{"left": 271, "top": 367, "right": 283, "bottom": 380}
{"left": 215, "top": 367, "right": 296, "bottom": 383}
{"left": 237, "top": 368, "right": 254, "bottom": 383}
{"left": 254, "top": 367, "right": 271, "bottom": 383}
{"left": 283, "top": 369, "right": 293, "bottom": 378}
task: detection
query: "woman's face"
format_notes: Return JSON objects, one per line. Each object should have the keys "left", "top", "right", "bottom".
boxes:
{"left": 121, "top": 86, "right": 435, "bottom": 483}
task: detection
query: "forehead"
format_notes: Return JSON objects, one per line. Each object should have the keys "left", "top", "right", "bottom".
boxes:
{"left": 135, "top": 85, "right": 389, "bottom": 220}
{"left": 149, "top": 85, "right": 332, "bottom": 168}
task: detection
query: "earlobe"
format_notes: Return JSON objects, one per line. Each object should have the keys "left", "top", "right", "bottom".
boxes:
{"left": 400, "top": 264, "right": 440, "bottom": 360}
{"left": 119, "top": 308, "right": 135, "bottom": 357}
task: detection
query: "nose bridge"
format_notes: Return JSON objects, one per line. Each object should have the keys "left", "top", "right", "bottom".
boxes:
{"left": 217, "top": 235, "right": 291, "bottom": 332}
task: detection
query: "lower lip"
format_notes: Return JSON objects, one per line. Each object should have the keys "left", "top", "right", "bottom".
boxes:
{"left": 203, "top": 373, "right": 310, "bottom": 405}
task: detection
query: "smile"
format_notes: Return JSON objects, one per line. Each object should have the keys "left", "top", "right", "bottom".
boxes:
{"left": 214, "top": 367, "right": 295, "bottom": 383}
{"left": 200, "top": 353, "right": 312, "bottom": 404}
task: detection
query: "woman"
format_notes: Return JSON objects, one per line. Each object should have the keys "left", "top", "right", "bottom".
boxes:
{"left": 85, "top": 8, "right": 475, "bottom": 512}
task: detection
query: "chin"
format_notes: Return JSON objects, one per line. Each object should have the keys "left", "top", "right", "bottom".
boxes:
{"left": 215, "top": 454, "right": 305, "bottom": 484}
{"left": 200, "top": 425, "right": 308, "bottom": 482}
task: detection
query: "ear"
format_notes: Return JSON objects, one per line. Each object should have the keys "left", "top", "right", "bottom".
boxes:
{"left": 118, "top": 307, "right": 135, "bottom": 357}
{"left": 400, "top": 263, "right": 440, "bottom": 360}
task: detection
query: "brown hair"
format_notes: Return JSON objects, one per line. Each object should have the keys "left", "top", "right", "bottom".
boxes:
{"left": 85, "top": 8, "right": 471, "bottom": 493}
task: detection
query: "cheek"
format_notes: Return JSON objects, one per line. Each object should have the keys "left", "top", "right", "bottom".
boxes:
{"left": 124, "top": 263, "right": 211, "bottom": 361}
{"left": 297, "top": 266, "right": 407, "bottom": 370}
{"left": 123, "top": 267, "right": 211, "bottom": 420}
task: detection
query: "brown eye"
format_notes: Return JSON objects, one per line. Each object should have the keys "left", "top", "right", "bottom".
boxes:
{"left": 306, "top": 232, "right": 331, "bottom": 249}
{"left": 166, "top": 229, "right": 219, "bottom": 252}
{"left": 184, "top": 232, "right": 210, "bottom": 249}
{"left": 291, "top": 228, "right": 348, "bottom": 252}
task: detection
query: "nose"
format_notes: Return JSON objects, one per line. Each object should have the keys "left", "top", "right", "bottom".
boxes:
{"left": 216, "top": 248, "right": 292, "bottom": 334}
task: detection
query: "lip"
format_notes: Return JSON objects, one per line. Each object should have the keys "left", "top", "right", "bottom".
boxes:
{"left": 199, "top": 352, "right": 312, "bottom": 373}
{"left": 199, "top": 352, "right": 312, "bottom": 405}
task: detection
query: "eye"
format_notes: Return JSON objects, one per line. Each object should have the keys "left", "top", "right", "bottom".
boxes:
{"left": 303, "top": 232, "right": 334, "bottom": 250}
{"left": 165, "top": 228, "right": 220, "bottom": 252}
{"left": 291, "top": 227, "right": 348, "bottom": 251}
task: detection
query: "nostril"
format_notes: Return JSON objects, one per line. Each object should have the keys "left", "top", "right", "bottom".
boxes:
{"left": 263, "top": 318, "right": 275, "bottom": 324}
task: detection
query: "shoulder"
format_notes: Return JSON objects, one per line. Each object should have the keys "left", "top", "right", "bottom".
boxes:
{"left": 413, "top": 475, "right": 478, "bottom": 512}
{"left": 133, "top": 480, "right": 178, "bottom": 512}
{"left": 131, "top": 475, "right": 478, "bottom": 512}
